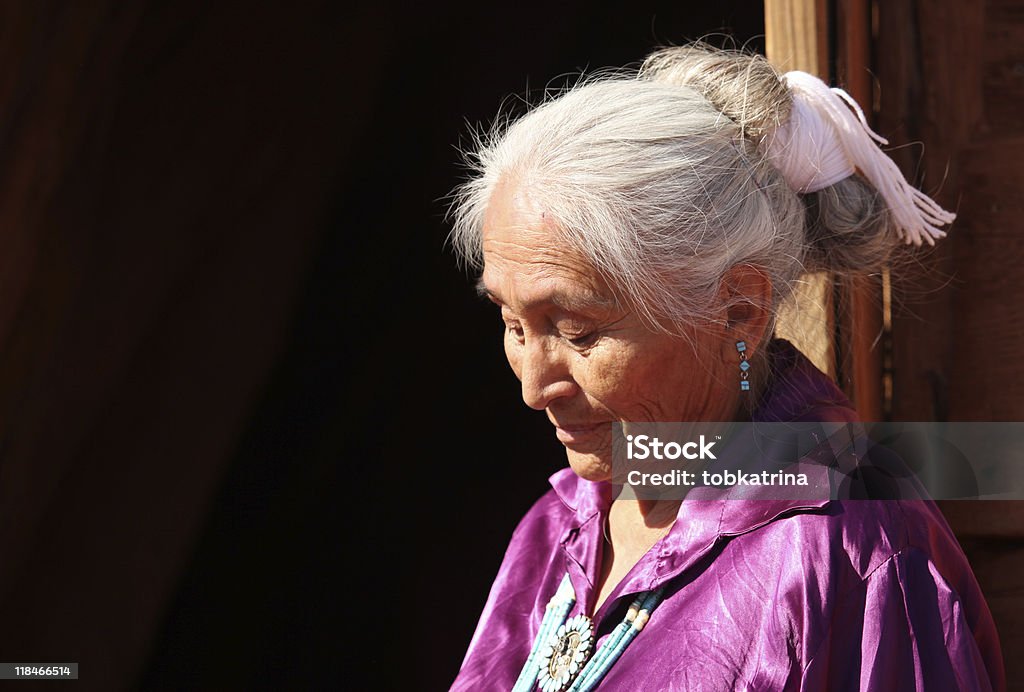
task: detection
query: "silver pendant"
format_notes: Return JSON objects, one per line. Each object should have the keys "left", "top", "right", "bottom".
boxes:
{"left": 537, "top": 614, "right": 594, "bottom": 692}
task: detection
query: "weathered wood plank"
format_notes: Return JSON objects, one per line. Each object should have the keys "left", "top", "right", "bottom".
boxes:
{"left": 765, "top": 0, "right": 828, "bottom": 74}
{"left": 765, "top": 0, "right": 835, "bottom": 378}
{"left": 835, "top": 0, "right": 884, "bottom": 421}
{"left": 879, "top": 0, "right": 1024, "bottom": 680}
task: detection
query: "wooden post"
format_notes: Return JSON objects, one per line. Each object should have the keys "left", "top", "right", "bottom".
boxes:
{"left": 764, "top": 0, "right": 835, "bottom": 379}
{"left": 835, "top": 0, "right": 884, "bottom": 421}
{"left": 765, "top": 0, "right": 884, "bottom": 420}
{"left": 765, "top": 0, "right": 828, "bottom": 74}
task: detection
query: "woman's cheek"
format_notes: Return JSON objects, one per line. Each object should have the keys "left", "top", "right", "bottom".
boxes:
{"left": 577, "top": 345, "right": 632, "bottom": 405}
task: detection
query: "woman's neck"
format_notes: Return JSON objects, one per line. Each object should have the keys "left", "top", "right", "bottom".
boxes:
{"left": 608, "top": 496, "right": 680, "bottom": 540}
{"left": 593, "top": 497, "right": 680, "bottom": 615}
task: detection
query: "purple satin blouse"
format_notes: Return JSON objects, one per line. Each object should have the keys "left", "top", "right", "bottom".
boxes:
{"left": 452, "top": 340, "right": 1005, "bottom": 691}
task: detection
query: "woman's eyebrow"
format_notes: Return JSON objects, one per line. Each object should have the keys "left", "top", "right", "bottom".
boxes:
{"left": 474, "top": 275, "right": 614, "bottom": 313}
{"left": 475, "top": 276, "right": 497, "bottom": 302}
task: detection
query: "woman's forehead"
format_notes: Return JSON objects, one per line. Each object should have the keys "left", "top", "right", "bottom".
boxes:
{"left": 479, "top": 179, "right": 619, "bottom": 313}
{"left": 481, "top": 181, "right": 551, "bottom": 243}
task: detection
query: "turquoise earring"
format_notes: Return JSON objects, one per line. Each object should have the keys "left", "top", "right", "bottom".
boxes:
{"left": 737, "top": 341, "right": 750, "bottom": 391}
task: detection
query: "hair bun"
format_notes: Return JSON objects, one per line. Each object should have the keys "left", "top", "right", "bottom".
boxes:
{"left": 643, "top": 46, "right": 956, "bottom": 248}
{"left": 801, "top": 176, "right": 894, "bottom": 275}
{"left": 639, "top": 44, "right": 791, "bottom": 141}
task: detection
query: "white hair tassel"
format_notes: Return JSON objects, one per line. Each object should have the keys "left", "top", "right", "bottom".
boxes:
{"left": 763, "top": 70, "right": 955, "bottom": 246}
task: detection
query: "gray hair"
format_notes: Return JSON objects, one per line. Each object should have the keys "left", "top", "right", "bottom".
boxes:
{"left": 449, "top": 45, "right": 895, "bottom": 338}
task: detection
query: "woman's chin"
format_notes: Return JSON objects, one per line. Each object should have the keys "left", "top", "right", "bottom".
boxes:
{"left": 565, "top": 449, "right": 613, "bottom": 483}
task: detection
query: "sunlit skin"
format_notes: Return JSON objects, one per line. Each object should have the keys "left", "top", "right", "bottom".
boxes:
{"left": 480, "top": 178, "right": 773, "bottom": 613}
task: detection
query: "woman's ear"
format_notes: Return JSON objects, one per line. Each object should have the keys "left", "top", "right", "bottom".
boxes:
{"left": 719, "top": 264, "right": 773, "bottom": 358}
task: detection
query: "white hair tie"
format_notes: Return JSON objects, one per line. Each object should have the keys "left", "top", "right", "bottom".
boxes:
{"left": 762, "top": 70, "right": 955, "bottom": 247}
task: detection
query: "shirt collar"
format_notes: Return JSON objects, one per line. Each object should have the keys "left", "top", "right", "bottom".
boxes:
{"left": 548, "top": 466, "right": 609, "bottom": 525}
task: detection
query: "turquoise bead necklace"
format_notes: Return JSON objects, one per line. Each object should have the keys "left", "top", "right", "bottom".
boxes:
{"left": 511, "top": 573, "right": 666, "bottom": 692}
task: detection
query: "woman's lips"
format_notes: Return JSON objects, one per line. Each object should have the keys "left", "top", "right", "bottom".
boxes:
{"left": 554, "top": 422, "right": 608, "bottom": 445}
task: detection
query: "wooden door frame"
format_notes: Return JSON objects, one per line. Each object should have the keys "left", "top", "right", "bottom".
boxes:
{"left": 765, "top": 0, "right": 884, "bottom": 421}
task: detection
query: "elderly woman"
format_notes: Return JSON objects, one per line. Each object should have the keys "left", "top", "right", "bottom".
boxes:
{"left": 449, "top": 46, "right": 1004, "bottom": 691}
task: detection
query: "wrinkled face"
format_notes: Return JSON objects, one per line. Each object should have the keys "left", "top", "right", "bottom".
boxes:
{"left": 480, "top": 182, "right": 738, "bottom": 481}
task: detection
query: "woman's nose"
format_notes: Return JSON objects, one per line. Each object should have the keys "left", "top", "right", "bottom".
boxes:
{"left": 519, "top": 337, "right": 577, "bottom": 410}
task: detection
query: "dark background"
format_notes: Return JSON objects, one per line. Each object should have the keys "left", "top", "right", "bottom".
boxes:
{"left": 0, "top": 3, "right": 762, "bottom": 690}
{"left": 141, "top": 4, "right": 763, "bottom": 690}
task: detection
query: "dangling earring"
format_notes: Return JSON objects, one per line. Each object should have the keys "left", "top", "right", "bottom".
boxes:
{"left": 737, "top": 341, "right": 750, "bottom": 391}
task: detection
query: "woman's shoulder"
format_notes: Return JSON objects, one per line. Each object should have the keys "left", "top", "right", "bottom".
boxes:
{"left": 783, "top": 499, "right": 1006, "bottom": 689}
{"left": 771, "top": 497, "right": 969, "bottom": 585}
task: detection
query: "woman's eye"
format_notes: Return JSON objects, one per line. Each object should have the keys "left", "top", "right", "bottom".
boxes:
{"left": 567, "top": 331, "right": 599, "bottom": 348}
